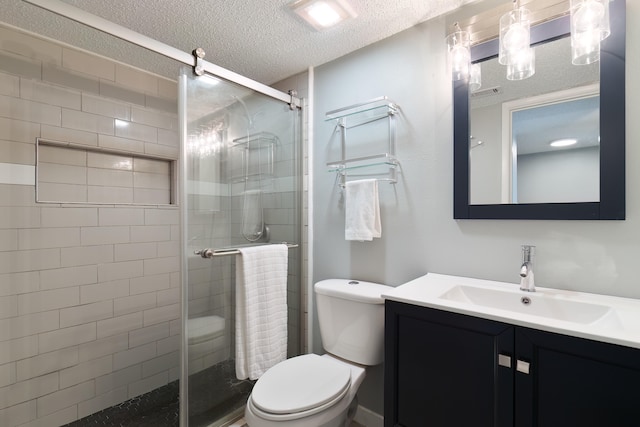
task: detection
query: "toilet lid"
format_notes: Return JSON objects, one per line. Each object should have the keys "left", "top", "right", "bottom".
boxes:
{"left": 251, "top": 354, "right": 351, "bottom": 415}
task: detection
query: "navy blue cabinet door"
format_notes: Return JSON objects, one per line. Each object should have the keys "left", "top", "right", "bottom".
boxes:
{"left": 515, "top": 327, "right": 640, "bottom": 427}
{"left": 384, "top": 301, "right": 514, "bottom": 427}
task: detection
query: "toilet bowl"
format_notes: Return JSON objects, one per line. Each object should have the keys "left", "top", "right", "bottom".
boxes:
{"left": 244, "top": 279, "right": 392, "bottom": 427}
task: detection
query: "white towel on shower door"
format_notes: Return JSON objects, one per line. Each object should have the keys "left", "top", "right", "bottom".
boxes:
{"left": 345, "top": 179, "right": 381, "bottom": 241}
{"left": 235, "top": 244, "right": 288, "bottom": 380}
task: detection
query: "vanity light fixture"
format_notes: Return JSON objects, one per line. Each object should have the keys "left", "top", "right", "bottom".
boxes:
{"left": 499, "top": 0, "right": 535, "bottom": 80}
{"left": 570, "top": 0, "right": 611, "bottom": 65}
{"left": 289, "top": 0, "right": 357, "bottom": 31}
{"left": 550, "top": 138, "right": 578, "bottom": 147}
{"left": 469, "top": 63, "right": 482, "bottom": 91}
{"left": 506, "top": 46, "right": 535, "bottom": 80}
{"left": 448, "top": 0, "right": 613, "bottom": 85}
{"left": 446, "top": 23, "right": 471, "bottom": 81}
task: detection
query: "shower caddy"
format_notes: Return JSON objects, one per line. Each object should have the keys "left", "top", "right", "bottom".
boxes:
{"left": 229, "top": 131, "right": 277, "bottom": 184}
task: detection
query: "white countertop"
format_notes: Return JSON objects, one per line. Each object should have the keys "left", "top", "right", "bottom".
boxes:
{"left": 383, "top": 273, "right": 640, "bottom": 350}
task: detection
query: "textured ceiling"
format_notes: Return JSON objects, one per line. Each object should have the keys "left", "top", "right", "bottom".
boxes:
{"left": 1, "top": 0, "right": 478, "bottom": 85}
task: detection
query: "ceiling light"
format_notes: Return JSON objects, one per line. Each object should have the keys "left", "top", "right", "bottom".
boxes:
{"left": 199, "top": 75, "right": 221, "bottom": 86}
{"left": 289, "top": 0, "right": 357, "bottom": 31}
{"left": 550, "top": 138, "right": 578, "bottom": 147}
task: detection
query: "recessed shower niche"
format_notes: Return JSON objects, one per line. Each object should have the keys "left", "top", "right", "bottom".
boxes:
{"left": 36, "top": 139, "right": 176, "bottom": 205}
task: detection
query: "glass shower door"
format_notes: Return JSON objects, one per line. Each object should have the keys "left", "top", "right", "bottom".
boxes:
{"left": 179, "top": 68, "right": 301, "bottom": 427}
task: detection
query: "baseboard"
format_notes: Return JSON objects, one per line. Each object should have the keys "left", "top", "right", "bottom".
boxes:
{"left": 354, "top": 405, "right": 383, "bottom": 427}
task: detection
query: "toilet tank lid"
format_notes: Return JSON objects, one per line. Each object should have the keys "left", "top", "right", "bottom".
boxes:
{"left": 314, "top": 279, "right": 392, "bottom": 304}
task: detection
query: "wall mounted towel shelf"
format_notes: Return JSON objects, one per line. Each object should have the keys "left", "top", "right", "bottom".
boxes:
{"left": 325, "top": 96, "right": 400, "bottom": 188}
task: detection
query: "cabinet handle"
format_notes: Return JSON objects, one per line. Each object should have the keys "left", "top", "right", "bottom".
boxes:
{"left": 498, "top": 353, "right": 512, "bottom": 368}
{"left": 516, "top": 359, "right": 530, "bottom": 374}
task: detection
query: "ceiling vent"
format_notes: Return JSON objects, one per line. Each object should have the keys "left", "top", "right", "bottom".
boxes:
{"left": 471, "top": 86, "right": 502, "bottom": 98}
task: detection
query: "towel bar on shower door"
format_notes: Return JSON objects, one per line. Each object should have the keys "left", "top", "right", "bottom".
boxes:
{"left": 194, "top": 242, "right": 299, "bottom": 258}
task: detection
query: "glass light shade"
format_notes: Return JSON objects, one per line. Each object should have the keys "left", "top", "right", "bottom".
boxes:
{"left": 499, "top": 8, "right": 531, "bottom": 65}
{"left": 570, "top": 0, "right": 611, "bottom": 65}
{"left": 469, "top": 63, "right": 481, "bottom": 92}
{"left": 506, "top": 47, "right": 535, "bottom": 80}
{"left": 446, "top": 30, "right": 471, "bottom": 81}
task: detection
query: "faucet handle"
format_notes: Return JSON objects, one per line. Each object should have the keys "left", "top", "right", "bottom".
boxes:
{"left": 521, "top": 245, "right": 535, "bottom": 263}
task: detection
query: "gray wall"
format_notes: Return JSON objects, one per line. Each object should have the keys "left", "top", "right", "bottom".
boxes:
{"left": 312, "top": 2, "right": 640, "bottom": 415}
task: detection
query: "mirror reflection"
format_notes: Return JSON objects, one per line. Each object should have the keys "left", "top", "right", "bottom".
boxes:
{"left": 469, "top": 36, "right": 600, "bottom": 205}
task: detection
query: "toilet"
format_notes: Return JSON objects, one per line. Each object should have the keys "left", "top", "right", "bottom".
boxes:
{"left": 244, "top": 279, "right": 392, "bottom": 427}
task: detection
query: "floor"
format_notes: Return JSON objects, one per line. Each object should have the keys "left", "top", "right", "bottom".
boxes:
{"left": 63, "top": 360, "right": 253, "bottom": 427}
{"left": 63, "top": 381, "right": 179, "bottom": 427}
{"left": 61, "top": 358, "right": 366, "bottom": 427}
{"left": 229, "top": 418, "right": 365, "bottom": 427}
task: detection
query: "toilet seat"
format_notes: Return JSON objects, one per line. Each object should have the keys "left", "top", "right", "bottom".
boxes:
{"left": 249, "top": 354, "right": 351, "bottom": 421}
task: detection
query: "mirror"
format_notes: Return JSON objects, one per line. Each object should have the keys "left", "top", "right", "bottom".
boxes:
{"left": 454, "top": 0, "right": 625, "bottom": 220}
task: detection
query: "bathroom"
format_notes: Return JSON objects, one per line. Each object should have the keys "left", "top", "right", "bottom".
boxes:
{"left": 1, "top": 0, "right": 639, "bottom": 426}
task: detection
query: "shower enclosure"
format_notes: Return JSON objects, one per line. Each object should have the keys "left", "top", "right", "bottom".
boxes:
{"left": 179, "top": 69, "right": 303, "bottom": 426}
{"left": 0, "top": 2, "right": 304, "bottom": 426}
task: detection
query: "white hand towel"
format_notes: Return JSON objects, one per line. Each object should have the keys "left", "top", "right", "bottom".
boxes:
{"left": 345, "top": 179, "right": 381, "bottom": 241}
{"left": 235, "top": 244, "right": 288, "bottom": 380}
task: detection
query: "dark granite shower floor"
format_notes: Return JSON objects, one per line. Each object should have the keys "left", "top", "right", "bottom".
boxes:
{"left": 64, "top": 360, "right": 253, "bottom": 427}
{"left": 188, "top": 360, "right": 254, "bottom": 427}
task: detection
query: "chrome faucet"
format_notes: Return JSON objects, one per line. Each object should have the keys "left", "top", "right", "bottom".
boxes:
{"left": 519, "top": 245, "right": 535, "bottom": 292}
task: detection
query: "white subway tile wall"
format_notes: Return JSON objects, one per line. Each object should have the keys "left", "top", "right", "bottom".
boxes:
{"left": 272, "top": 72, "right": 309, "bottom": 354}
{"left": 37, "top": 144, "right": 173, "bottom": 205}
{"left": 0, "top": 24, "right": 180, "bottom": 427}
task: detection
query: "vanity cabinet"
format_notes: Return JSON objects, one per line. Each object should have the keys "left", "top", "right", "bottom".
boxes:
{"left": 384, "top": 300, "right": 640, "bottom": 427}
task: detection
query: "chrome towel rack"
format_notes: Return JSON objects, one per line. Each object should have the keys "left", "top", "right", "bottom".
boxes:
{"left": 324, "top": 96, "right": 400, "bottom": 188}
{"left": 195, "top": 242, "right": 298, "bottom": 258}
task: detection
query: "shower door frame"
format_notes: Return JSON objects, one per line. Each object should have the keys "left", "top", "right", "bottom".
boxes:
{"left": 179, "top": 72, "right": 304, "bottom": 426}
{"left": 23, "top": 0, "right": 301, "bottom": 108}
{"left": 22, "top": 2, "right": 304, "bottom": 426}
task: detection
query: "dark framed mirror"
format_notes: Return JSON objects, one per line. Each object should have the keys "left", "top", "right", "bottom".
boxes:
{"left": 454, "top": 0, "right": 625, "bottom": 220}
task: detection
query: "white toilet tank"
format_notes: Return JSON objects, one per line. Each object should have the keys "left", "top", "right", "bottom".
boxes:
{"left": 314, "top": 279, "right": 393, "bottom": 366}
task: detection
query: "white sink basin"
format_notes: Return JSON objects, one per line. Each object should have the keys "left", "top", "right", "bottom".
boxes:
{"left": 439, "top": 285, "right": 612, "bottom": 324}
{"left": 382, "top": 273, "right": 640, "bottom": 350}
